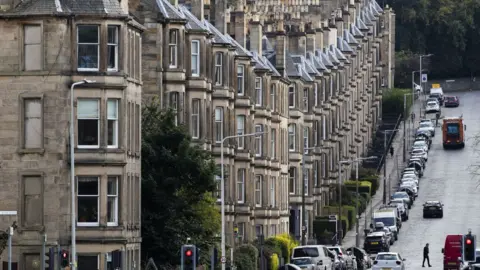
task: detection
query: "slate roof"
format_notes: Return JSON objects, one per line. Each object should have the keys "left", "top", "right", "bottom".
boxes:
{"left": 350, "top": 23, "right": 364, "bottom": 38}
{"left": 1, "top": 0, "right": 126, "bottom": 16}
{"left": 344, "top": 29, "right": 359, "bottom": 45}
{"left": 373, "top": 0, "right": 383, "bottom": 13}
{"left": 315, "top": 49, "right": 334, "bottom": 68}
{"left": 263, "top": 56, "right": 281, "bottom": 77}
{"left": 327, "top": 46, "right": 340, "bottom": 64}
{"left": 262, "top": 36, "right": 275, "bottom": 52}
{"left": 369, "top": 2, "right": 381, "bottom": 17}
{"left": 156, "top": 0, "right": 185, "bottom": 20}
{"left": 356, "top": 16, "right": 369, "bottom": 31}
{"left": 292, "top": 55, "right": 321, "bottom": 77}
{"left": 367, "top": 4, "right": 378, "bottom": 20}
{"left": 306, "top": 51, "right": 328, "bottom": 72}
{"left": 337, "top": 37, "right": 354, "bottom": 53}
{"left": 178, "top": 5, "right": 207, "bottom": 31}
{"left": 362, "top": 9, "right": 374, "bottom": 25}
{"left": 204, "top": 20, "right": 232, "bottom": 44}
{"left": 252, "top": 52, "right": 270, "bottom": 70}
{"left": 285, "top": 53, "right": 302, "bottom": 77}
{"left": 225, "top": 35, "right": 252, "bottom": 57}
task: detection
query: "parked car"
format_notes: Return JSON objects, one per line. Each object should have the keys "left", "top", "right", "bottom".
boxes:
{"left": 291, "top": 257, "right": 321, "bottom": 270}
{"left": 418, "top": 121, "right": 436, "bottom": 136}
{"left": 327, "top": 246, "right": 357, "bottom": 270}
{"left": 411, "top": 148, "right": 428, "bottom": 161}
{"left": 372, "top": 252, "right": 406, "bottom": 270}
{"left": 444, "top": 95, "right": 460, "bottom": 107}
{"left": 426, "top": 101, "right": 441, "bottom": 113}
{"left": 364, "top": 232, "right": 390, "bottom": 254}
{"left": 346, "top": 247, "right": 371, "bottom": 270}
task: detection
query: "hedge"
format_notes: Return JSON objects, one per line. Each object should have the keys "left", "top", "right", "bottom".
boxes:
{"left": 270, "top": 253, "right": 279, "bottom": 270}
{"left": 363, "top": 177, "right": 380, "bottom": 195}
{"left": 261, "top": 238, "right": 283, "bottom": 270}
{"left": 344, "top": 180, "right": 372, "bottom": 195}
{"left": 382, "top": 88, "right": 413, "bottom": 117}
{"left": 313, "top": 215, "right": 348, "bottom": 239}
{"left": 234, "top": 244, "right": 258, "bottom": 270}
{"left": 271, "top": 233, "right": 298, "bottom": 263}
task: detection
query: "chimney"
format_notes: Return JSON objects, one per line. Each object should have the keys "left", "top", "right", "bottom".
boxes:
{"left": 306, "top": 23, "right": 316, "bottom": 52}
{"left": 297, "top": 23, "right": 307, "bottom": 56}
{"left": 275, "top": 20, "right": 286, "bottom": 75}
{"left": 249, "top": 14, "right": 263, "bottom": 56}
{"left": 232, "top": 4, "right": 246, "bottom": 48}
{"left": 342, "top": 8, "right": 351, "bottom": 28}
{"left": 314, "top": 21, "right": 324, "bottom": 49}
{"left": 169, "top": 0, "right": 178, "bottom": 6}
{"left": 192, "top": 0, "right": 204, "bottom": 20}
{"left": 335, "top": 9, "right": 344, "bottom": 33}
{"left": 211, "top": 0, "right": 226, "bottom": 33}
{"left": 322, "top": 20, "right": 330, "bottom": 48}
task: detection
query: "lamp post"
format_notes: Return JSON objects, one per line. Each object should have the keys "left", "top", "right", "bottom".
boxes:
{"left": 220, "top": 131, "right": 266, "bottom": 270}
{"left": 419, "top": 54, "right": 433, "bottom": 116}
{"left": 383, "top": 129, "right": 399, "bottom": 204}
{"left": 337, "top": 160, "right": 351, "bottom": 245}
{"left": 70, "top": 79, "right": 95, "bottom": 270}
{"left": 403, "top": 93, "right": 414, "bottom": 163}
{"left": 412, "top": 69, "right": 426, "bottom": 117}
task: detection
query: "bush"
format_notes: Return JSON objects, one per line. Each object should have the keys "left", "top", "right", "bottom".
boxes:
{"left": 234, "top": 244, "right": 258, "bottom": 270}
{"left": 363, "top": 177, "right": 380, "bottom": 195}
{"left": 270, "top": 253, "right": 279, "bottom": 270}
{"left": 382, "top": 88, "right": 413, "bottom": 117}
{"left": 272, "top": 233, "right": 298, "bottom": 263}
{"left": 261, "top": 238, "right": 283, "bottom": 270}
{"left": 344, "top": 180, "right": 372, "bottom": 195}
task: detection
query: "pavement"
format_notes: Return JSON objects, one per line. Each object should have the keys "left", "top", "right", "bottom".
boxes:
{"left": 341, "top": 95, "right": 424, "bottom": 249}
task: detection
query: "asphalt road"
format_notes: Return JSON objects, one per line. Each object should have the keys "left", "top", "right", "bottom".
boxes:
{"left": 389, "top": 91, "right": 480, "bottom": 268}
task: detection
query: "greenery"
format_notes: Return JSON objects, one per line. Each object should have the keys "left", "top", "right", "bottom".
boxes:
{"left": 389, "top": 0, "right": 480, "bottom": 84}
{"left": 234, "top": 244, "right": 258, "bottom": 270}
{"left": 141, "top": 100, "right": 220, "bottom": 265}
{"left": 382, "top": 88, "right": 413, "bottom": 117}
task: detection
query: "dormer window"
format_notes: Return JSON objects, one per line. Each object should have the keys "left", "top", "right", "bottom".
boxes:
{"left": 214, "top": 52, "right": 223, "bottom": 85}
{"left": 169, "top": 29, "right": 178, "bottom": 68}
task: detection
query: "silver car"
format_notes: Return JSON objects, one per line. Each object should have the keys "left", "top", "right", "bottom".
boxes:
{"left": 327, "top": 246, "right": 357, "bottom": 270}
{"left": 411, "top": 148, "right": 428, "bottom": 161}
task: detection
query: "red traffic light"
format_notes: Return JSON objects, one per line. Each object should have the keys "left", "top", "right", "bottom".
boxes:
{"left": 62, "top": 252, "right": 67, "bottom": 258}
{"left": 466, "top": 239, "right": 472, "bottom": 245}
{"left": 185, "top": 249, "right": 192, "bottom": 257}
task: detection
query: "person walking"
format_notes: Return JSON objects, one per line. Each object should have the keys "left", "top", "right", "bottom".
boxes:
{"left": 389, "top": 146, "right": 394, "bottom": 157}
{"left": 422, "top": 243, "right": 432, "bottom": 267}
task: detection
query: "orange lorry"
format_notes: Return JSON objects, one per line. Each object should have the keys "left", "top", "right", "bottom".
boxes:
{"left": 442, "top": 117, "right": 465, "bottom": 149}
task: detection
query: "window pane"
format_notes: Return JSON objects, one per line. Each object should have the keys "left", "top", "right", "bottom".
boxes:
{"left": 107, "top": 177, "right": 117, "bottom": 195}
{"left": 107, "top": 197, "right": 116, "bottom": 223}
{"left": 78, "top": 119, "right": 99, "bottom": 146}
{"left": 24, "top": 99, "right": 42, "bottom": 148}
{"left": 25, "top": 44, "right": 42, "bottom": 71}
{"left": 78, "top": 100, "right": 99, "bottom": 118}
{"left": 108, "top": 45, "right": 117, "bottom": 69}
{"left": 24, "top": 25, "right": 41, "bottom": 44}
{"left": 23, "top": 176, "right": 42, "bottom": 227}
{"left": 78, "top": 255, "right": 98, "bottom": 270}
{"left": 78, "top": 26, "right": 98, "bottom": 43}
{"left": 107, "top": 26, "right": 117, "bottom": 44}
{"left": 78, "top": 177, "right": 98, "bottom": 195}
{"left": 192, "top": 41, "right": 199, "bottom": 53}
{"left": 78, "top": 44, "right": 99, "bottom": 69}
{"left": 78, "top": 197, "right": 98, "bottom": 223}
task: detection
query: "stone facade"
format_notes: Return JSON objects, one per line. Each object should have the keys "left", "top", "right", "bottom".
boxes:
{"left": 137, "top": 0, "right": 394, "bottom": 246}
{"left": 0, "top": 0, "right": 143, "bottom": 268}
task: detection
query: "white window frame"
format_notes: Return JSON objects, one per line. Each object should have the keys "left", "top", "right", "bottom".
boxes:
{"left": 321, "top": 153, "right": 327, "bottom": 178}
{"left": 77, "top": 177, "right": 99, "bottom": 227}
{"left": 107, "top": 99, "right": 119, "bottom": 148}
{"left": 303, "top": 127, "right": 309, "bottom": 154}
{"left": 288, "top": 85, "right": 296, "bottom": 108}
{"left": 215, "top": 107, "right": 224, "bottom": 143}
{"left": 191, "top": 40, "right": 200, "bottom": 76}
{"left": 168, "top": 29, "right": 178, "bottom": 68}
{"left": 107, "top": 176, "right": 119, "bottom": 226}
{"left": 322, "top": 115, "right": 327, "bottom": 140}
{"left": 303, "top": 169, "right": 309, "bottom": 195}
{"left": 255, "top": 124, "right": 263, "bottom": 157}
{"left": 270, "top": 84, "right": 276, "bottom": 111}
{"left": 314, "top": 83, "right": 318, "bottom": 107}
{"left": 77, "top": 99, "right": 100, "bottom": 149}
{"left": 255, "top": 77, "right": 263, "bottom": 106}
{"left": 289, "top": 168, "right": 296, "bottom": 194}
{"left": 270, "top": 128, "right": 276, "bottom": 159}
{"left": 170, "top": 92, "right": 179, "bottom": 126}
{"left": 288, "top": 124, "right": 296, "bottom": 152}
{"left": 107, "top": 25, "right": 119, "bottom": 72}
{"left": 270, "top": 176, "right": 275, "bottom": 207}
{"left": 303, "top": 88, "right": 309, "bottom": 112}
{"left": 237, "top": 64, "right": 245, "bottom": 95}
{"left": 255, "top": 175, "right": 262, "bottom": 207}
{"left": 215, "top": 175, "right": 221, "bottom": 202}
{"left": 236, "top": 115, "right": 245, "bottom": 149}
{"left": 191, "top": 99, "right": 200, "bottom": 139}
{"left": 313, "top": 120, "right": 319, "bottom": 146}
{"left": 77, "top": 25, "right": 100, "bottom": 72}
{"left": 215, "top": 52, "right": 223, "bottom": 85}
{"left": 237, "top": 169, "right": 245, "bottom": 203}
{"left": 314, "top": 160, "right": 319, "bottom": 186}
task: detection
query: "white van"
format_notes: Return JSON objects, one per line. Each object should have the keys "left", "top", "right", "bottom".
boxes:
{"left": 291, "top": 245, "right": 334, "bottom": 270}
{"left": 430, "top": 87, "right": 444, "bottom": 105}
{"left": 373, "top": 209, "right": 399, "bottom": 240}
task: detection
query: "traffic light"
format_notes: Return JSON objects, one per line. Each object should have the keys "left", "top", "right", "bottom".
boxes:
{"left": 181, "top": 244, "right": 197, "bottom": 270}
{"left": 463, "top": 234, "right": 476, "bottom": 262}
{"left": 45, "top": 247, "right": 55, "bottom": 270}
{"left": 60, "top": 249, "right": 69, "bottom": 268}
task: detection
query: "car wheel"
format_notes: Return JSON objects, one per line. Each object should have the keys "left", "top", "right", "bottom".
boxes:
{"left": 395, "top": 234, "right": 398, "bottom": 241}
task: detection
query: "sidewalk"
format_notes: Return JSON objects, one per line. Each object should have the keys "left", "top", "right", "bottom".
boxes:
{"left": 342, "top": 97, "right": 424, "bottom": 248}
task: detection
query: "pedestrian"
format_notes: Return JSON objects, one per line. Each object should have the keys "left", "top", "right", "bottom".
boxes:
{"left": 411, "top": 112, "right": 415, "bottom": 122}
{"left": 422, "top": 243, "right": 432, "bottom": 267}
{"left": 389, "top": 146, "right": 394, "bottom": 157}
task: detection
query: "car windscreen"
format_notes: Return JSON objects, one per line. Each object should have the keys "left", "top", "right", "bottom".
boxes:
{"left": 374, "top": 217, "right": 395, "bottom": 226}
{"left": 291, "top": 258, "right": 313, "bottom": 265}
{"left": 427, "top": 102, "right": 437, "bottom": 106}
{"left": 327, "top": 248, "right": 340, "bottom": 255}
{"left": 293, "top": 247, "right": 319, "bottom": 258}
{"left": 412, "top": 149, "right": 424, "bottom": 154}
{"left": 392, "top": 193, "right": 408, "bottom": 199}
{"left": 414, "top": 141, "right": 425, "bottom": 146}
{"left": 446, "top": 123, "right": 460, "bottom": 135}
{"left": 366, "top": 236, "right": 382, "bottom": 241}
{"left": 376, "top": 254, "right": 398, "bottom": 260}
{"left": 419, "top": 123, "right": 431, "bottom": 128}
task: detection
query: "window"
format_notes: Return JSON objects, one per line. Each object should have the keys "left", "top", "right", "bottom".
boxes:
{"left": 77, "top": 176, "right": 99, "bottom": 226}
{"left": 314, "top": 160, "right": 319, "bottom": 186}
{"left": 255, "top": 77, "right": 263, "bottom": 106}
{"left": 255, "top": 175, "right": 262, "bottom": 207}
{"left": 107, "top": 99, "right": 119, "bottom": 148}
{"left": 23, "top": 25, "right": 42, "bottom": 71}
{"left": 215, "top": 174, "right": 221, "bottom": 202}
{"left": 314, "top": 83, "right": 318, "bottom": 106}
{"left": 107, "top": 176, "right": 118, "bottom": 226}
{"left": 270, "top": 128, "right": 276, "bottom": 159}
{"left": 288, "top": 124, "right": 296, "bottom": 151}
{"left": 191, "top": 99, "right": 200, "bottom": 139}
{"left": 303, "top": 88, "right": 309, "bottom": 111}
{"left": 215, "top": 107, "right": 224, "bottom": 143}
{"left": 107, "top": 26, "right": 119, "bottom": 71}
{"left": 237, "top": 64, "right": 245, "bottom": 95}
{"left": 236, "top": 115, "right": 245, "bottom": 149}
{"left": 303, "top": 127, "right": 309, "bottom": 154}
{"left": 303, "top": 169, "right": 309, "bottom": 195}
{"left": 21, "top": 175, "right": 43, "bottom": 228}
{"left": 270, "top": 177, "right": 275, "bottom": 207}
{"left": 23, "top": 98, "right": 43, "bottom": 149}
{"left": 270, "top": 84, "right": 276, "bottom": 111}
{"left": 215, "top": 52, "right": 223, "bottom": 85}
{"left": 313, "top": 120, "right": 319, "bottom": 146}
{"left": 255, "top": 125, "right": 263, "bottom": 156}
{"left": 78, "top": 255, "right": 99, "bottom": 270}
{"left": 77, "top": 99, "right": 100, "bottom": 148}
{"left": 321, "top": 153, "right": 327, "bottom": 178}
{"left": 289, "top": 167, "right": 296, "bottom": 194}
{"left": 270, "top": 224, "right": 276, "bottom": 236}
{"left": 237, "top": 222, "right": 245, "bottom": 242}
{"left": 191, "top": 40, "right": 200, "bottom": 76}
{"left": 256, "top": 225, "right": 264, "bottom": 237}
{"left": 237, "top": 169, "right": 245, "bottom": 203}
{"left": 168, "top": 29, "right": 178, "bottom": 67}
{"left": 170, "top": 92, "right": 179, "bottom": 126}
{"left": 288, "top": 85, "right": 296, "bottom": 108}
{"left": 77, "top": 25, "right": 99, "bottom": 71}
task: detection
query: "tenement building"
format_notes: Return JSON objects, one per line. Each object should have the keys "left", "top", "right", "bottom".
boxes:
{"left": 0, "top": 0, "right": 143, "bottom": 268}
{"left": 137, "top": 0, "right": 394, "bottom": 244}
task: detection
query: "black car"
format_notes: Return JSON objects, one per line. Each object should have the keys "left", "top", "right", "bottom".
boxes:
{"left": 423, "top": 201, "right": 444, "bottom": 218}
{"left": 346, "top": 247, "right": 372, "bottom": 270}
{"left": 364, "top": 232, "right": 390, "bottom": 254}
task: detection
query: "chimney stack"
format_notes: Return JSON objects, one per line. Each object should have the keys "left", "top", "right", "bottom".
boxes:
{"left": 323, "top": 20, "right": 330, "bottom": 48}
{"left": 249, "top": 14, "right": 263, "bottom": 56}
{"left": 335, "top": 9, "right": 344, "bottom": 33}
{"left": 192, "top": 0, "right": 204, "bottom": 21}
{"left": 232, "top": 2, "right": 246, "bottom": 48}
{"left": 306, "top": 23, "right": 316, "bottom": 52}
{"left": 275, "top": 20, "right": 286, "bottom": 75}
{"left": 211, "top": 0, "right": 226, "bottom": 33}
{"left": 342, "top": 7, "right": 351, "bottom": 28}
{"left": 314, "top": 21, "right": 324, "bottom": 49}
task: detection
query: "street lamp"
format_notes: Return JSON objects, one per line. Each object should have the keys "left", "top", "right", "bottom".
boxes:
{"left": 220, "top": 131, "right": 267, "bottom": 270}
{"left": 382, "top": 129, "right": 399, "bottom": 204}
{"left": 70, "top": 79, "right": 95, "bottom": 270}
{"left": 337, "top": 159, "right": 351, "bottom": 245}
{"left": 403, "top": 93, "right": 414, "bottom": 163}
{"left": 419, "top": 54, "right": 433, "bottom": 116}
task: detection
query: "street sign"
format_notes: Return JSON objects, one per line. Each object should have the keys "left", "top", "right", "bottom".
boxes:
{"left": 220, "top": 256, "right": 227, "bottom": 263}
{"left": 328, "top": 215, "right": 337, "bottom": 221}
{"left": 421, "top": 74, "right": 428, "bottom": 83}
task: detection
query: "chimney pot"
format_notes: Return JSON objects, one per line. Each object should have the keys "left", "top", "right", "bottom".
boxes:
{"left": 192, "top": 0, "right": 204, "bottom": 20}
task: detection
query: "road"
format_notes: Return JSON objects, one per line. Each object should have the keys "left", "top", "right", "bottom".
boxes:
{"left": 389, "top": 91, "right": 480, "bottom": 268}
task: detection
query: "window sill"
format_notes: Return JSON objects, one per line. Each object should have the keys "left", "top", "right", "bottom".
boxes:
{"left": 18, "top": 148, "right": 45, "bottom": 155}
{"left": 17, "top": 225, "right": 45, "bottom": 233}
{"left": 77, "top": 224, "right": 125, "bottom": 231}
{"left": 75, "top": 148, "right": 126, "bottom": 154}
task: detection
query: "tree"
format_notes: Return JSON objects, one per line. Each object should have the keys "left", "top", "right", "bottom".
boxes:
{"left": 141, "top": 100, "right": 220, "bottom": 266}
